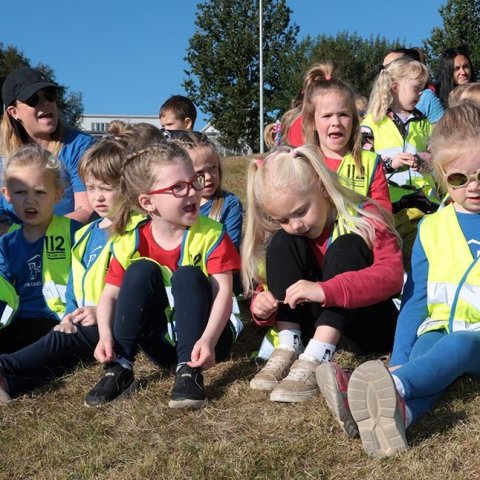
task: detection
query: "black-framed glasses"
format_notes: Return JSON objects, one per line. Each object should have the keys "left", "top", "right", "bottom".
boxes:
{"left": 442, "top": 166, "right": 480, "bottom": 189}
{"left": 23, "top": 87, "right": 58, "bottom": 108}
{"left": 147, "top": 174, "right": 205, "bottom": 198}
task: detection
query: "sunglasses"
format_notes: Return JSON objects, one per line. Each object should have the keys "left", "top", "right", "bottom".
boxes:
{"left": 442, "top": 167, "right": 480, "bottom": 189}
{"left": 22, "top": 87, "right": 58, "bottom": 108}
{"left": 147, "top": 174, "right": 205, "bottom": 198}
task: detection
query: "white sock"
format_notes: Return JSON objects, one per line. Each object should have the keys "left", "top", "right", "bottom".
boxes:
{"left": 278, "top": 329, "right": 304, "bottom": 354}
{"left": 302, "top": 339, "right": 336, "bottom": 363}
{"left": 115, "top": 356, "right": 133, "bottom": 371}
{"left": 392, "top": 374, "right": 413, "bottom": 428}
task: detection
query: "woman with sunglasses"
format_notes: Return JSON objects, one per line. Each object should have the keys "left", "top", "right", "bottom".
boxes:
{"left": 319, "top": 103, "right": 480, "bottom": 457}
{"left": 84, "top": 142, "right": 240, "bottom": 408}
{"left": 436, "top": 47, "right": 476, "bottom": 107}
{"left": 1, "top": 67, "right": 95, "bottom": 225}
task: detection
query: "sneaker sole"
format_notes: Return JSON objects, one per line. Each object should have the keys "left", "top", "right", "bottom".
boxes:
{"left": 249, "top": 377, "right": 279, "bottom": 391}
{"left": 168, "top": 398, "right": 208, "bottom": 409}
{"left": 84, "top": 379, "right": 139, "bottom": 407}
{"left": 0, "top": 385, "right": 11, "bottom": 404}
{"left": 269, "top": 385, "right": 318, "bottom": 403}
{"left": 348, "top": 360, "right": 408, "bottom": 457}
{"left": 316, "top": 363, "right": 358, "bottom": 438}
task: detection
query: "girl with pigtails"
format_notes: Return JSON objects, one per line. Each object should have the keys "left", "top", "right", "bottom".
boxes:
{"left": 244, "top": 145, "right": 403, "bottom": 405}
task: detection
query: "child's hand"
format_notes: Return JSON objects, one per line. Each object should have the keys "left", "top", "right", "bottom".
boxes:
{"left": 53, "top": 317, "right": 77, "bottom": 334}
{"left": 94, "top": 337, "right": 115, "bottom": 364}
{"left": 71, "top": 306, "right": 97, "bottom": 326}
{"left": 285, "top": 280, "right": 325, "bottom": 309}
{"left": 188, "top": 337, "right": 216, "bottom": 370}
{"left": 252, "top": 290, "right": 279, "bottom": 319}
{"left": 391, "top": 153, "right": 417, "bottom": 170}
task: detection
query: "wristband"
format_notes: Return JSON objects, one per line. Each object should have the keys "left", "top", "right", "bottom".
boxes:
{"left": 383, "top": 156, "right": 395, "bottom": 173}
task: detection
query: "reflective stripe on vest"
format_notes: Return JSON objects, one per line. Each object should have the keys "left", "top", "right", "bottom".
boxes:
{"left": 0, "top": 274, "right": 19, "bottom": 328}
{"left": 336, "top": 150, "right": 380, "bottom": 198}
{"left": 417, "top": 204, "right": 480, "bottom": 336}
{"left": 41, "top": 216, "right": 75, "bottom": 319}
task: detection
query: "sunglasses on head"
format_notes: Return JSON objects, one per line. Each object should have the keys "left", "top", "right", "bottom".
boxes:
{"left": 147, "top": 174, "right": 205, "bottom": 198}
{"left": 442, "top": 167, "right": 480, "bottom": 189}
{"left": 22, "top": 87, "right": 58, "bottom": 108}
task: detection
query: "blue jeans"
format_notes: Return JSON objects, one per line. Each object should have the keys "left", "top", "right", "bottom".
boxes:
{"left": 394, "top": 330, "right": 480, "bottom": 423}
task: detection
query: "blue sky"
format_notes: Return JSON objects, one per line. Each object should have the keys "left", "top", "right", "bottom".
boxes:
{"left": 3, "top": 0, "right": 444, "bottom": 128}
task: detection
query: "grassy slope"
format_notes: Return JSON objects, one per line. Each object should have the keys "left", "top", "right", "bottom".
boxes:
{"left": 1, "top": 155, "right": 480, "bottom": 479}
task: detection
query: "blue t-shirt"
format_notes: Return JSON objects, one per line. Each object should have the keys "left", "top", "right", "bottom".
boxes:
{"left": 200, "top": 190, "right": 243, "bottom": 250}
{"left": 390, "top": 210, "right": 480, "bottom": 366}
{"left": 65, "top": 220, "right": 109, "bottom": 313}
{"left": 416, "top": 89, "right": 444, "bottom": 124}
{"left": 0, "top": 219, "right": 81, "bottom": 319}
{"left": 0, "top": 127, "right": 95, "bottom": 222}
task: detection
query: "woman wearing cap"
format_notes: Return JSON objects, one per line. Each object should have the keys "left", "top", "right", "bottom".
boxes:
{"left": 0, "top": 67, "right": 95, "bottom": 224}
{"left": 435, "top": 47, "right": 476, "bottom": 108}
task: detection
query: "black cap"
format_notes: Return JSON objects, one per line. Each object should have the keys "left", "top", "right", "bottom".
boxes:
{"left": 2, "top": 67, "right": 58, "bottom": 108}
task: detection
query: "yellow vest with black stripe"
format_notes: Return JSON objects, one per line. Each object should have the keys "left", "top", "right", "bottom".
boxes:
{"left": 417, "top": 204, "right": 480, "bottom": 336}
{"left": 361, "top": 113, "right": 438, "bottom": 204}
{"left": 71, "top": 213, "right": 146, "bottom": 308}
{"left": 0, "top": 215, "right": 74, "bottom": 327}
{"left": 336, "top": 150, "right": 381, "bottom": 198}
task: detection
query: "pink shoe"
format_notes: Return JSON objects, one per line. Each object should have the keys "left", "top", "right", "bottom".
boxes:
{"left": 316, "top": 362, "right": 358, "bottom": 438}
{"left": 348, "top": 360, "right": 408, "bottom": 457}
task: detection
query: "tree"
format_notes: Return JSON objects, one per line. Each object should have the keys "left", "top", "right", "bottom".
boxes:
{"left": 0, "top": 43, "right": 84, "bottom": 126}
{"left": 184, "top": 0, "right": 298, "bottom": 151}
{"left": 423, "top": 0, "right": 480, "bottom": 75}
{"left": 299, "top": 32, "right": 403, "bottom": 98}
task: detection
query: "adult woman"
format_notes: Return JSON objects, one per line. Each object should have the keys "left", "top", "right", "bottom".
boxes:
{"left": 1, "top": 67, "right": 94, "bottom": 224}
{"left": 436, "top": 47, "right": 476, "bottom": 107}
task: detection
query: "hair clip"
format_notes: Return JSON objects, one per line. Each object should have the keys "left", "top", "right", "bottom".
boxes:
{"left": 325, "top": 75, "right": 332, "bottom": 81}
{"left": 291, "top": 148, "right": 299, "bottom": 158}
{"left": 253, "top": 158, "right": 264, "bottom": 168}
{"left": 273, "top": 120, "right": 282, "bottom": 146}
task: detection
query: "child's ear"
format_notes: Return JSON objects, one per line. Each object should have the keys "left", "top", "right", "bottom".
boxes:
{"left": 138, "top": 193, "right": 156, "bottom": 213}
{"left": 391, "top": 81, "right": 399, "bottom": 94}
{"left": 2, "top": 187, "right": 11, "bottom": 203}
{"left": 318, "top": 182, "right": 329, "bottom": 198}
{"left": 55, "top": 187, "right": 64, "bottom": 203}
{"left": 184, "top": 117, "right": 193, "bottom": 130}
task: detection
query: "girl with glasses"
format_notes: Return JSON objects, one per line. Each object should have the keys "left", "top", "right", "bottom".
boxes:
{"left": 1, "top": 67, "right": 95, "bottom": 226}
{"left": 85, "top": 142, "right": 240, "bottom": 409}
{"left": 318, "top": 103, "right": 480, "bottom": 457}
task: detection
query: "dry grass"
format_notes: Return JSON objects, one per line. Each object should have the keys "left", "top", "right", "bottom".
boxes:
{"left": 2, "top": 157, "right": 480, "bottom": 479}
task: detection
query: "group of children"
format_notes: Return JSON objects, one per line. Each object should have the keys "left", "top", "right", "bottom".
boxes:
{"left": 1, "top": 57, "right": 480, "bottom": 459}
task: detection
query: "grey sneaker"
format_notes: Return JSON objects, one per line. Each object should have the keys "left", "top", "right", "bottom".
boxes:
{"left": 269, "top": 355, "right": 320, "bottom": 403}
{"left": 348, "top": 360, "right": 408, "bottom": 457}
{"left": 316, "top": 362, "right": 358, "bottom": 438}
{"left": 250, "top": 347, "right": 298, "bottom": 391}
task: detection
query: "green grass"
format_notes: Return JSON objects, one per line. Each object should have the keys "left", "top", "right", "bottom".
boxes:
{"left": 2, "top": 156, "right": 480, "bottom": 479}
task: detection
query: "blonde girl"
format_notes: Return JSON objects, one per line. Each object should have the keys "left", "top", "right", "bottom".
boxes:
{"left": 170, "top": 131, "right": 243, "bottom": 249}
{"left": 0, "top": 144, "right": 81, "bottom": 353}
{"left": 302, "top": 61, "right": 391, "bottom": 212}
{"left": 85, "top": 142, "right": 240, "bottom": 408}
{"left": 243, "top": 145, "right": 403, "bottom": 404}
{"left": 318, "top": 103, "right": 480, "bottom": 457}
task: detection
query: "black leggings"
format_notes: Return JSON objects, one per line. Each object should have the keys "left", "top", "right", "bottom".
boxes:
{"left": 113, "top": 260, "right": 233, "bottom": 366}
{"left": 266, "top": 230, "right": 397, "bottom": 355}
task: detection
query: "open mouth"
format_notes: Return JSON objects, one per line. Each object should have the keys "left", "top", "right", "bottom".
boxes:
{"left": 183, "top": 204, "right": 197, "bottom": 214}
{"left": 38, "top": 112, "right": 53, "bottom": 120}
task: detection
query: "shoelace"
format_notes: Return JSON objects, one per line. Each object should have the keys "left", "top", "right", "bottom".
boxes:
{"left": 284, "top": 361, "right": 315, "bottom": 381}
{"left": 263, "top": 352, "right": 295, "bottom": 372}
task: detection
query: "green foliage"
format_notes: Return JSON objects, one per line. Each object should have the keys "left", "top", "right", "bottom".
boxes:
{"left": 184, "top": 0, "right": 298, "bottom": 151}
{"left": 423, "top": 0, "right": 480, "bottom": 75}
{"left": 299, "top": 32, "right": 404, "bottom": 98}
{"left": 0, "top": 43, "right": 84, "bottom": 126}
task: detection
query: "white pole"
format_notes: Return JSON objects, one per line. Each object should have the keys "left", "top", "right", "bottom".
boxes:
{"left": 259, "top": 0, "right": 264, "bottom": 153}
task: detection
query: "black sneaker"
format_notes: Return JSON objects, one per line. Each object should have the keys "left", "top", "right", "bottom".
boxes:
{"left": 84, "top": 362, "right": 137, "bottom": 407}
{"left": 168, "top": 364, "right": 207, "bottom": 409}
